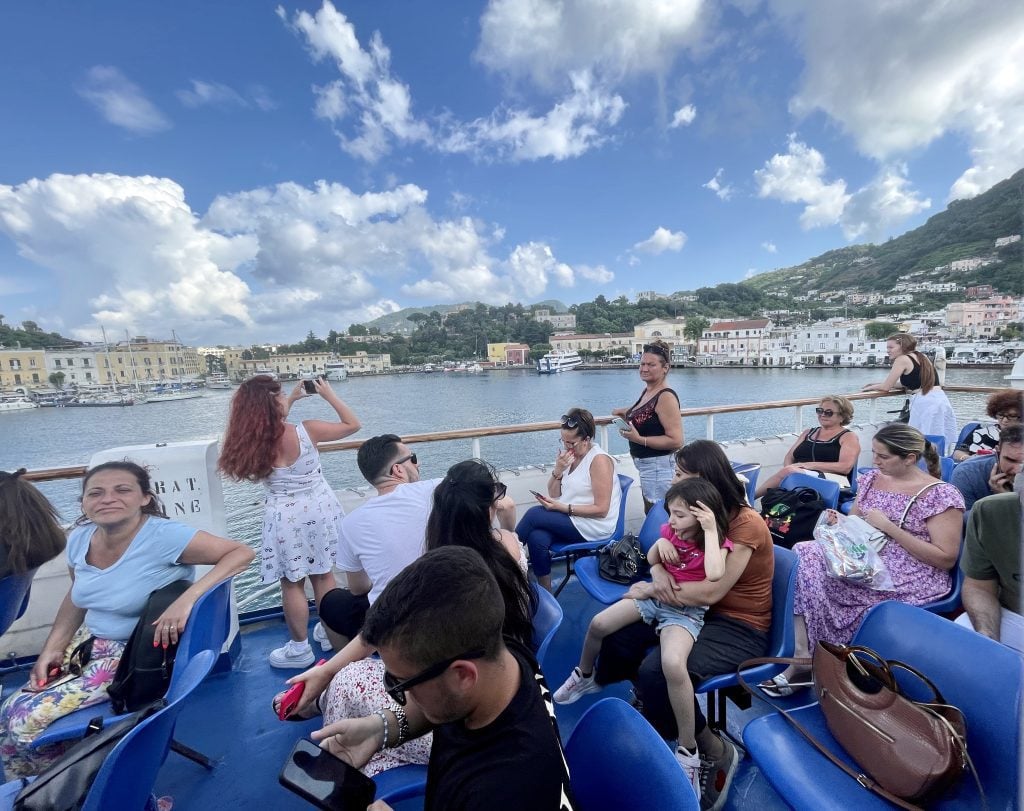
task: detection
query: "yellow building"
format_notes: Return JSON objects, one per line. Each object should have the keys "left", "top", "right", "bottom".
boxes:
{"left": 96, "top": 337, "right": 203, "bottom": 385}
{"left": 0, "top": 349, "right": 47, "bottom": 389}
{"left": 237, "top": 352, "right": 334, "bottom": 379}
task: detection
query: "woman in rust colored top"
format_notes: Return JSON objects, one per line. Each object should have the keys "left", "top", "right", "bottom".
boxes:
{"left": 594, "top": 440, "right": 773, "bottom": 810}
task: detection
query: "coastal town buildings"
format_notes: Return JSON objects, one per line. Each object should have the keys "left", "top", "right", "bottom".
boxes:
{"left": 549, "top": 332, "right": 633, "bottom": 356}
{"left": 486, "top": 342, "right": 531, "bottom": 365}
{"left": 0, "top": 349, "right": 46, "bottom": 388}
{"left": 945, "top": 296, "right": 1020, "bottom": 337}
{"left": 532, "top": 309, "right": 577, "bottom": 331}
{"left": 698, "top": 319, "right": 772, "bottom": 365}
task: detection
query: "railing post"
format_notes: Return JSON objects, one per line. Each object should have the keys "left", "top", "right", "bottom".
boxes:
{"left": 599, "top": 425, "right": 610, "bottom": 449}
{"left": 794, "top": 407, "right": 803, "bottom": 435}
{"left": 706, "top": 414, "right": 714, "bottom": 441}
{"left": 471, "top": 438, "right": 481, "bottom": 459}
{"left": 870, "top": 398, "right": 877, "bottom": 422}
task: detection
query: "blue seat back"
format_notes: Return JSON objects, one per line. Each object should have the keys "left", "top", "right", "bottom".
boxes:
{"left": 923, "top": 434, "right": 946, "bottom": 457}
{"left": 636, "top": 500, "right": 669, "bottom": 554}
{"left": 0, "top": 567, "right": 38, "bottom": 637}
{"left": 609, "top": 474, "right": 632, "bottom": 540}
{"left": 730, "top": 461, "right": 761, "bottom": 505}
{"left": 767, "top": 546, "right": 798, "bottom": 656}
{"left": 954, "top": 421, "right": 982, "bottom": 453}
{"left": 173, "top": 578, "right": 233, "bottom": 680}
{"left": 82, "top": 650, "right": 217, "bottom": 811}
{"left": 778, "top": 471, "right": 840, "bottom": 509}
{"left": 565, "top": 698, "right": 698, "bottom": 811}
{"left": 852, "top": 601, "right": 1022, "bottom": 808}
{"left": 531, "top": 582, "right": 563, "bottom": 667}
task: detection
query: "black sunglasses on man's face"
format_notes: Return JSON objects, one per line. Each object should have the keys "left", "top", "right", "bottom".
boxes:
{"left": 382, "top": 648, "right": 486, "bottom": 706}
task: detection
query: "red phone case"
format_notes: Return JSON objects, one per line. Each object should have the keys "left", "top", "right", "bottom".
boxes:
{"left": 278, "top": 659, "right": 328, "bottom": 720}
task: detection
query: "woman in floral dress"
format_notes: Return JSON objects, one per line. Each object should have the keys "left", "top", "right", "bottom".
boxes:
{"left": 762, "top": 424, "right": 964, "bottom": 695}
{"left": 0, "top": 461, "right": 253, "bottom": 777}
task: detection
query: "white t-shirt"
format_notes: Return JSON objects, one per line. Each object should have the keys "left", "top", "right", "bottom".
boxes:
{"left": 335, "top": 478, "right": 440, "bottom": 605}
{"left": 67, "top": 517, "right": 196, "bottom": 641}
{"left": 560, "top": 443, "right": 621, "bottom": 541}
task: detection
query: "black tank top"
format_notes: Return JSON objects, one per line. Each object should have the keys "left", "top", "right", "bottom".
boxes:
{"left": 626, "top": 388, "right": 680, "bottom": 459}
{"left": 900, "top": 355, "right": 922, "bottom": 391}
{"left": 792, "top": 428, "right": 853, "bottom": 478}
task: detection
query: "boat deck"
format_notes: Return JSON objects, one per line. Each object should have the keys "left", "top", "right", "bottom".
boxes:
{"left": 2, "top": 571, "right": 792, "bottom": 809}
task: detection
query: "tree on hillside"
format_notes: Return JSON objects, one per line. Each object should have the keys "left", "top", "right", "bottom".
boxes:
{"left": 684, "top": 316, "right": 710, "bottom": 342}
{"left": 348, "top": 323, "right": 368, "bottom": 335}
{"left": 21, "top": 320, "right": 40, "bottom": 332}
{"left": 865, "top": 321, "right": 900, "bottom": 340}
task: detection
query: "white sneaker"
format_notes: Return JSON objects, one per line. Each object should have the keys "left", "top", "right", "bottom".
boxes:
{"left": 312, "top": 622, "right": 333, "bottom": 652}
{"left": 676, "top": 747, "right": 701, "bottom": 798}
{"left": 553, "top": 667, "right": 602, "bottom": 704}
{"left": 269, "top": 640, "right": 315, "bottom": 669}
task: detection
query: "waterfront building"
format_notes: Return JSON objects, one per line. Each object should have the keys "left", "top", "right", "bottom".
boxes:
{"left": 486, "top": 342, "right": 531, "bottom": 366}
{"left": 631, "top": 316, "right": 690, "bottom": 359}
{"left": 945, "top": 296, "right": 1021, "bottom": 337}
{"left": 697, "top": 319, "right": 772, "bottom": 365}
{"left": 0, "top": 349, "right": 47, "bottom": 389}
{"left": 100, "top": 337, "right": 203, "bottom": 385}
{"left": 44, "top": 347, "right": 106, "bottom": 387}
{"left": 550, "top": 332, "right": 633, "bottom": 357}
{"left": 237, "top": 351, "right": 333, "bottom": 379}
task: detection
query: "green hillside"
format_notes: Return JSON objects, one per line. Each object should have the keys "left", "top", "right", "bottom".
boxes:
{"left": 743, "top": 168, "right": 1023, "bottom": 297}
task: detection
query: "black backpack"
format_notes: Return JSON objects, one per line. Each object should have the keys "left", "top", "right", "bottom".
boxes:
{"left": 760, "top": 486, "right": 828, "bottom": 549}
{"left": 13, "top": 702, "right": 164, "bottom": 811}
{"left": 106, "top": 578, "right": 191, "bottom": 714}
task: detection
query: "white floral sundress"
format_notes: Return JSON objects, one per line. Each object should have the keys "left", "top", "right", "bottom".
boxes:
{"left": 260, "top": 422, "right": 343, "bottom": 584}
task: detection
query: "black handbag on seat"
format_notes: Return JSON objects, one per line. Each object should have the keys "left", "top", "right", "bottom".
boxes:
{"left": 597, "top": 533, "right": 649, "bottom": 584}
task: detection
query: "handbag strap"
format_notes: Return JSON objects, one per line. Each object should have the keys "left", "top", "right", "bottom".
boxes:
{"left": 898, "top": 482, "right": 942, "bottom": 529}
{"left": 735, "top": 660, "right": 924, "bottom": 811}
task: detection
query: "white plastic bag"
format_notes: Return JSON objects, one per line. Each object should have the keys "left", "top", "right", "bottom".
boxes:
{"left": 812, "top": 510, "right": 895, "bottom": 591}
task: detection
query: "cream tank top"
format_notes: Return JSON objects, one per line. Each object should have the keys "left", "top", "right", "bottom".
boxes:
{"left": 560, "top": 443, "right": 621, "bottom": 541}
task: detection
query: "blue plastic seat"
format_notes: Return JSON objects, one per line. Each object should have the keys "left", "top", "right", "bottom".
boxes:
{"left": 532, "top": 582, "right": 563, "bottom": 668}
{"left": 779, "top": 471, "right": 840, "bottom": 509}
{"left": 565, "top": 698, "right": 698, "bottom": 810}
{"left": 551, "top": 474, "right": 633, "bottom": 597}
{"left": 574, "top": 500, "right": 667, "bottom": 606}
{"left": 743, "top": 601, "right": 1022, "bottom": 810}
{"left": 0, "top": 568, "right": 38, "bottom": 637}
{"left": 696, "top": 546, "right": 799, "bottom": 734}
{"left": 30, "top": 578, "right": 234, "bottom": 751}
{"left": 923, "top": 433, "right": 946, "bottom": 457}
{"left": 730, "top": 461, "right": 761, "bottom": 505}
{"left": 953, "top": 421, "right": 982, "bottom": 454}
{"left": 0, "top": 650, "right": 217, "bottom": 811}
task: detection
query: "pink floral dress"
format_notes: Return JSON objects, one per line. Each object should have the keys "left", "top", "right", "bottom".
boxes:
{"left": 793, "top": 470, "right": 964, "bottom": 649}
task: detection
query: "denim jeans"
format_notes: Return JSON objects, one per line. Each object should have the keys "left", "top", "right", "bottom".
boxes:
{"left": 632, "top": 454, "right": 675, "bottom": 503}
{"left": 515, "top": 505, "right": 585, "bottom": 577}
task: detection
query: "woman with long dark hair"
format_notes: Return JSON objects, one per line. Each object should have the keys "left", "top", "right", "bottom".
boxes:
{"left": 0, "top": 469, "right": 66, "bottom": 577}
{"left": 0, "top": 461, "right": 253, "bottom": 777}
{"left": 219, "top": 375, "right": 360, "bottom": 668}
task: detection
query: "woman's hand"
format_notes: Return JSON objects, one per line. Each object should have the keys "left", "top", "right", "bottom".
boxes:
{"left": 690, "top": 500, "right": 718, "bottom": 535}
{"left": 653, "top": 538, "right": 680, "bottom": 566}
{"left": 860, "top": 508, "right": 896, "bottom": 535}
{"left": 618, "top": 425, "right": 641, "bottom": 443}
{"left": 649, "top": 564, "right": 681, "bottom": 603}
{"left": 152, "top": 593, "right": 196, "bottom": 649}
{"left": 29, "top": 648, "right": 65, "bottom": 690}
{"left": 283, "top": 660, "right": 335, "bottom": 714}
{"left": 312, "top": 714, "right": 384, "bottom": 769}
{"left": 624, "top": 581, "right": 653, "bottom": 600}
{"left": 553, "top": 448, "right": 573, "bottom": 476}
{"left": 288, "top": 382, "right": 306, "bottom": 402}
{"left": 536, "top": 494, "right": 564, "bottom": 512}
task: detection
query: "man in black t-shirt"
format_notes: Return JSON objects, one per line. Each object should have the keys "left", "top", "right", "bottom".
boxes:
{"left": 313, "top": 546, "right": 574, "bottom": 811}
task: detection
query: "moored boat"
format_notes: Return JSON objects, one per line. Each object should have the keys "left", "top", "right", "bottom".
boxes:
{"left": 536, "top": 349, "right": 583, "bottom": 374}
{"left": 0, "top": 395, "right": 39, "bottom": 412}
{"left": 205, "top": 373, "right": 232, "bottom": 389}
{"left": 323, "top": 362, "right": 348, "bottom": 381}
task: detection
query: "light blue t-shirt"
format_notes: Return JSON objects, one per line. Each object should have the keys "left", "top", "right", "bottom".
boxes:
{"left": 68, "top": 517, "right": 197, "bottom": 641}
{"left": 949, "top": 453, "right": 997, "bottom": 512}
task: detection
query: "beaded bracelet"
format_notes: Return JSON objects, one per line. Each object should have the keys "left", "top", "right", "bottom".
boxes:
{"left": 374, "top": 709, "right": 389, "bottom": 752}
{"left": 392, "top": 703, "right": 410, "bottom": 748}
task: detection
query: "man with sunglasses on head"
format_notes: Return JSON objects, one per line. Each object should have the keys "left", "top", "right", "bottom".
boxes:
{"left": 312, "top": 546, "right": 575, "bottom": 811}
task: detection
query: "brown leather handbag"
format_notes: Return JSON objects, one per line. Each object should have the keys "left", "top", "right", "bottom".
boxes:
{"left": 739, "top": 643, "right": 984, "bottom": 810}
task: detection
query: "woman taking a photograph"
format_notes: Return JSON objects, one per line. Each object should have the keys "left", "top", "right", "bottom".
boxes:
{"left": 613, "top": 339, "right": 683, "bottom": 512}
{"left": 516, "top": 407, "right": 621, "bottom": 591}
{"left": 0, "top": 461, "right": 253, "bottom": 777}
{"left": 219, "top": 375, "right": 360, "bottom": 668}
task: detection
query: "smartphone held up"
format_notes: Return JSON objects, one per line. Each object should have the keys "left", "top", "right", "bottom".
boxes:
{"left": 303, "top": 374, "right": 327, "bottom": 394}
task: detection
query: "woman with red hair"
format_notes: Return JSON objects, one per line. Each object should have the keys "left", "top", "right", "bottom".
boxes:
{"left": 220, "top": 376, "right": 360, "bottom": 668}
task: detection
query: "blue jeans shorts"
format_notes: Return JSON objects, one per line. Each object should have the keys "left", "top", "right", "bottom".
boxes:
{"left": 632, "top": 454, "right": 675, "bottom": 503}
{"left": 634, "top": 598, "right": 707, "bottom": 641}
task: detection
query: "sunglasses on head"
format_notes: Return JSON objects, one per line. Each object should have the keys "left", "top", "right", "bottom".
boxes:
{"left": 560, "top": 414, "right": 580, "bottom": 429}
{"left": 643, "top": 343, "right": 669, "bottom": 360}
{"left": 393, "top": 453, "right": 418, "bottom": 467}
{"left": 382, "top": 648, "right": 486, "bottom": 706}
{"left": 815, "top": 408, "right": 836, "bottom": 417}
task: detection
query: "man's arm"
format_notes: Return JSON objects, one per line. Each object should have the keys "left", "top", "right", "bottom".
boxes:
{"left": 961, "top": 576, "right": 1003, "bottom": 641}
{"left": 344, "top": 569, "right": 372, "bottom": 597}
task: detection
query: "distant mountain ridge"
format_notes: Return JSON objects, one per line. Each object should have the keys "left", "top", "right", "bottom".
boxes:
{"left": 742, "top": 168, "right": 1023, "bottom": 298}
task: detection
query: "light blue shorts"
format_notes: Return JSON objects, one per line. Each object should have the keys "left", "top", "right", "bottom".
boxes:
{"left": 634, "top": 598, "right": 707, "bottom": 641}
{"left": 632, "top": 454, "right": 675, "bottom": 503}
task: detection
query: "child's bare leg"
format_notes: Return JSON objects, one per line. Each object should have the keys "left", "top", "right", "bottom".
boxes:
{"left": 660, "top": 625, "right": 698, "bottom": 751}
{"left": 578, "top": 600, "right": 642, "bottom": 674}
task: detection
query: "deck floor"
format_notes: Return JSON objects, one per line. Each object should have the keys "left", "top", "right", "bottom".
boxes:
{"left": 2, "top": 573, "right": 795, "bottom": 809}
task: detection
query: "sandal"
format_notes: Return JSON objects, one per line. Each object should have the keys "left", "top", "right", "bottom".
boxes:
{"left": 758, "top": 673, "right": 811, "bottom": 698}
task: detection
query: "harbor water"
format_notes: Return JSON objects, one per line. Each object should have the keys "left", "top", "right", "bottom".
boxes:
{"left": 2, "top": 366, "right": 1010, "bottom": 603}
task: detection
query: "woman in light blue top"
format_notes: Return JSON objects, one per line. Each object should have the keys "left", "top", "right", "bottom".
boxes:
{"left": 0, "top": 460, "right": 253, "bottom": 777}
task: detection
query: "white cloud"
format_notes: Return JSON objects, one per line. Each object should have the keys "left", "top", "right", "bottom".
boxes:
{"left": 773, "top": 0, "right": 1024, "bottom": 199}
{"left": 839, "top": 164, "right": 930, "bottom": 240}
{"left": 761, "top": 241, "right": 777, "bottom": 253}
{"left": 755, "top": 137, "right": 931, "bottom": 239}
{"left": 76, "top": 66, "right": 170, "bottom": 135}
{"left": 476, "top": 0, "right": 707, "bottom": 88}
{"left": 176, "top": 80, "right": 276, "bottom": 111}
{"left": 754, "top": 136, "right": 849, "bottom": 229}
{"left": 633, "top": 227, "right": 687, "bottom": 254}
{"left": 670, "top": 104, "right": 697, "bottom": 128}
{"left": 313, "top": 80, "right": 347, "bottom": 121}
{"left": 703, "top": 168, "right": 734, "bottom": 201}
{"left": 576, "top": 264, "right": 614, "bottom": 284}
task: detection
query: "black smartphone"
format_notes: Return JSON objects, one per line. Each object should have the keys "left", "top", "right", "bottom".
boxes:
{"left": 279, "top": 738, "right": 376, "bottom": 810}
{"left": 529, "top": 489, "right": 544, "bottom": 500}
{"left": 303, "top": 378, "right": 317, "bottom": 394}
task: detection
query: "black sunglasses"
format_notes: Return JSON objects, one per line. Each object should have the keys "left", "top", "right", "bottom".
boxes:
{"left": 393, "top": 453, "right": 418, "bottom": 467}
{"left": 560, "top": 414, "right": 579, "bottom": 429}
{"left": 493, "top": 482, "right": 508, "bottom": 501}
{"left": 383, "top": 648, "right": 486, "bottom": 706}
{"left": 815, "top": 408, "right": 836, "bottom": 417}
{"left": 996, "top": 412, "right": 1021, "bottom": 421}
{"left": 642, "top": 343, "right": 669, "bottom": 360}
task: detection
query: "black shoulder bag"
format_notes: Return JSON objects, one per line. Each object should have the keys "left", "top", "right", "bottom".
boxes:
{"left": 597, "top": 533, "right": 649, "bottom": 584}
{"left": 760, "top": 486, "right": 828, "bottom": 549}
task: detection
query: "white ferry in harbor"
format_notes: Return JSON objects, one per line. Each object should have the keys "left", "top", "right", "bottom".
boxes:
{"left": 0, "top": 395, "right": 38, "bottom": 412}
{"left": 323, "top": 362, "right": 349, "bottom": 381}
{"left": 537, "top": 349, "right": 583, "bottom": 374}
{"left": 205, "top": 373, "right": 232, "bottom": 389}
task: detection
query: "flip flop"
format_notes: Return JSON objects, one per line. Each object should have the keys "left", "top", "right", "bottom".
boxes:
{"left": 758, "top": 673, "right": 810, "bottom": 698}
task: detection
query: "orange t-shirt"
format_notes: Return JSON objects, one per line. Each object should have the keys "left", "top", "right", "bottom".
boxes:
{"left": 708, "top": 507, "right": 774, "bottom": 632}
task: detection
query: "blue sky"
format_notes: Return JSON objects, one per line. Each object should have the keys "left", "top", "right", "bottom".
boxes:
{"left": 0, "top": 0, "right": 1021, "bottom": 345}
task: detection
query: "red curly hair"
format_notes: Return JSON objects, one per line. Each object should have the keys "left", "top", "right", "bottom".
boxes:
{"left": 218, "top": 376, "right": 286, "bottom": 481}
